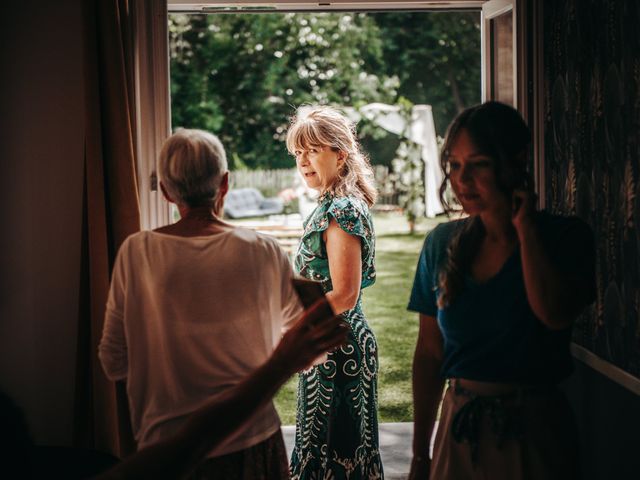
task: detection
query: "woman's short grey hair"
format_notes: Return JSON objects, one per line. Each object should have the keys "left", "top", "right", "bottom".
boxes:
{"left": 158, "top": 128, "right": 228, "bottom": 207}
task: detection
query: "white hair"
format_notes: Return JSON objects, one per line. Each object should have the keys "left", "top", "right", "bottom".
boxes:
{"left": 158, "top": 128, "right": 228, "bottom": 207}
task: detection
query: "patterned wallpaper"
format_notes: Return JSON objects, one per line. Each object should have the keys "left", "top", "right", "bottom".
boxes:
{"left": 543, "top": 0, "right": 640, "bottom": 377}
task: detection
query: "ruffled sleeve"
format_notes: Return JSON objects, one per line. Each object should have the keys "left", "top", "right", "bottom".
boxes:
{"left": 328, "top": 196, "right": 374, "bottom": 259}
{"left": 298, "top": 195, "right": 376, "bottom": 289}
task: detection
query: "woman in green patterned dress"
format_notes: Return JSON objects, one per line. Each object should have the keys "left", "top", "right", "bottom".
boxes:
{"left": 286, "top": 106, "right": 384, "bottom": 480}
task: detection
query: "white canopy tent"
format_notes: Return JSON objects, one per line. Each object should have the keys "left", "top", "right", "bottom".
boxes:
{"left": 349, "top": 103, "right": 444, "bottom": 218}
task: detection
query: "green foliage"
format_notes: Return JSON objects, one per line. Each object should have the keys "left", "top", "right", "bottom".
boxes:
{"left": 373, "top": 11, "right": 481, "bottom": 134}
{"left": 170, "top": 13, "right": 397, "bottom": 170}
{"left": 169, "top": 11, "right": 480, "bottom": 170}
{"left": 231, "top": 152, "right": 249, "bottom": 170}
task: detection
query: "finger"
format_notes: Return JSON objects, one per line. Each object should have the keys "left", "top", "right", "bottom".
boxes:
{"left": 310, "top": 319, "right": 349, "bottom": 341}
{"left": 317, "top": 322, "right": 349, "bottom": 341}
{"left": 291, "top": 300, "right": 329, "bottom": 334}
{"left": 314, "top": 336, "right": 347, "bottom": 354}
{"left": 302, "top": 318, "right": 344, "bottom": 343}
{"left": 310, "top": 321, "right": 348, "bottom": 341}
{"left": 303, "top": 298, "right": 335, "bottom": 326}
{"left": 512, "top": 196, "right": 523, "bottom": 215}
{"left": 313, "top": 335, "right": 345, "bottom": 351}
{"left": 309, "top": 315, "right": 344, "bottom": 335}
{"left": 314, "top": 325, "right": 349, "bottom": 347}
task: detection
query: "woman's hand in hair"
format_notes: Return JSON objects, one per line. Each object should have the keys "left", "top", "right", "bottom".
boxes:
{"left": 511, "top": 188, "right": 537, "bottom": 236}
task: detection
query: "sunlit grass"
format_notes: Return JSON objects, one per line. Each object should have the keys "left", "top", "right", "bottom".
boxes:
{"left": 274, "top": 212, "right": 446, "bottom": 425}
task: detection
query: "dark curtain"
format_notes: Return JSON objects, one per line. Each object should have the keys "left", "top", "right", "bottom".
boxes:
{"left": 74, "top": 0, "right": 141, "bottom": 457}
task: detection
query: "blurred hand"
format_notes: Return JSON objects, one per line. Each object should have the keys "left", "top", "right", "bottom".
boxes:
{"left": 408, "top": 456, "right": 431, "bottom": 480}
{"left": 272, "top": 299, "right": 348, "bottom": 374}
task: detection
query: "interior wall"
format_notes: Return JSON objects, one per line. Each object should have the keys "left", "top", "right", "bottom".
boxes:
{"left": 562, "top": 361, "right": 640, "bottom": 479}
{"left": 0, "top": 0, "right": 84, "bottom": 445}
{"left": 542, "top": 0, "right": 640, "bottom": 477}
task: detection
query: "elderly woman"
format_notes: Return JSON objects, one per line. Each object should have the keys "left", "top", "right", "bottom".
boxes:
{"left": 96, "top": 302, "right": 349, "bottom": 480}
{"left": 99, "top": 129, "right": 303, "bottom": 479}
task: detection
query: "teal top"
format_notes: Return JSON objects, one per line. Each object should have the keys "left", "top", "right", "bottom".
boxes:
{"left": 294, "top": 193, "right": 376, "bottom": 295}
{"left": 408, "top": 211, "right": 596, "bottom": 384}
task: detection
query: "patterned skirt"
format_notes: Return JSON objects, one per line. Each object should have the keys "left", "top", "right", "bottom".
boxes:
{"left": 290, "top": 309, "right": 384, "bottom": 480}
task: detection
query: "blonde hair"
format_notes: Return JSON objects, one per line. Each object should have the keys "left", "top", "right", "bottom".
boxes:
{"left": 286, "top": 105, "right": 377, "bottom": 207}
{"left": 158, "top": 128, "right": 228, "bottom": 207}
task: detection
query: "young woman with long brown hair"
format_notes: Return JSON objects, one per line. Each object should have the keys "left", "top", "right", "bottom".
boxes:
{"left": 408, "top": 101, "right": 595, "bottom": 479}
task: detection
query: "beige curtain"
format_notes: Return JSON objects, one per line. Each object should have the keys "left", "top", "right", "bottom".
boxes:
{"left": 74, "top": 0, "right": 141, "bottom": 457}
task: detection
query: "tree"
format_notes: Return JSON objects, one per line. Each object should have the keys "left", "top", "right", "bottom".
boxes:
{"left": 373, "top": 11, "right": 481, "bottom": 136}
{"left": 168, "top": 11, "right": 481, "bottom": 170}
{"left": 169, "top": 13, "right": 397, "bottom": 170}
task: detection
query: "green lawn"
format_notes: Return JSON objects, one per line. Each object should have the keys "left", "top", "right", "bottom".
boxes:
{"left": 274, "top": 212, "right": 446, "bottom": 425}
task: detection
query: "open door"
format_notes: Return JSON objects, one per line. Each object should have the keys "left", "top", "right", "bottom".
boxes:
{"left": 139, "top": 0, "right": 501, "bottom": 229}
{"left": 482, "top": 0, "right": 544, "bottom": 203}
{"left": 481, "top": 0, "right": 534, "bottom": 122}
{"left": 481, "top": 0, "right": 517, "bottom": 107}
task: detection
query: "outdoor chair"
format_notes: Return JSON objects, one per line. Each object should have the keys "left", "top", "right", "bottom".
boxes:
{"left": 223, "top": 188, "right": 284, "bottom": 219}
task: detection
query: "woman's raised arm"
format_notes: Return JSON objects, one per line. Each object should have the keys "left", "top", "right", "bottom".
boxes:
{"left": 513, "top": 190, "right": 595, "bottom": 330}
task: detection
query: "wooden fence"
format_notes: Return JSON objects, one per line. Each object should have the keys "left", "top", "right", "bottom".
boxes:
{"left": 229, "top": 168, "right": 298, "bottom": 197}
{"left": 229, "top": 165, "right": 399, "bottom": 206}
{"left": 373, "top": 165, "right": 400, "bottom": 206}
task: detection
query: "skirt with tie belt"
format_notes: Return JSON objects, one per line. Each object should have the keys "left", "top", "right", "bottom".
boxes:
{"left": 430, "top": 380, "right": 580, "bottom": 480}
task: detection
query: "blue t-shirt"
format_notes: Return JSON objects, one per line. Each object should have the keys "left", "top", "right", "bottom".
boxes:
{"left": 408, "top": 211, "right": 595, "bottom": 384}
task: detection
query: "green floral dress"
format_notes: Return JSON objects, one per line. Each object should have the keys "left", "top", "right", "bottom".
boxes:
{"left": 290, "top": 193, "right": 384, "bottom": 480}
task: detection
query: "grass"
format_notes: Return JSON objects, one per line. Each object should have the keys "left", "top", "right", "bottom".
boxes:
{"left": 274, "top": 212, "right": 446, "bottom": 425}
